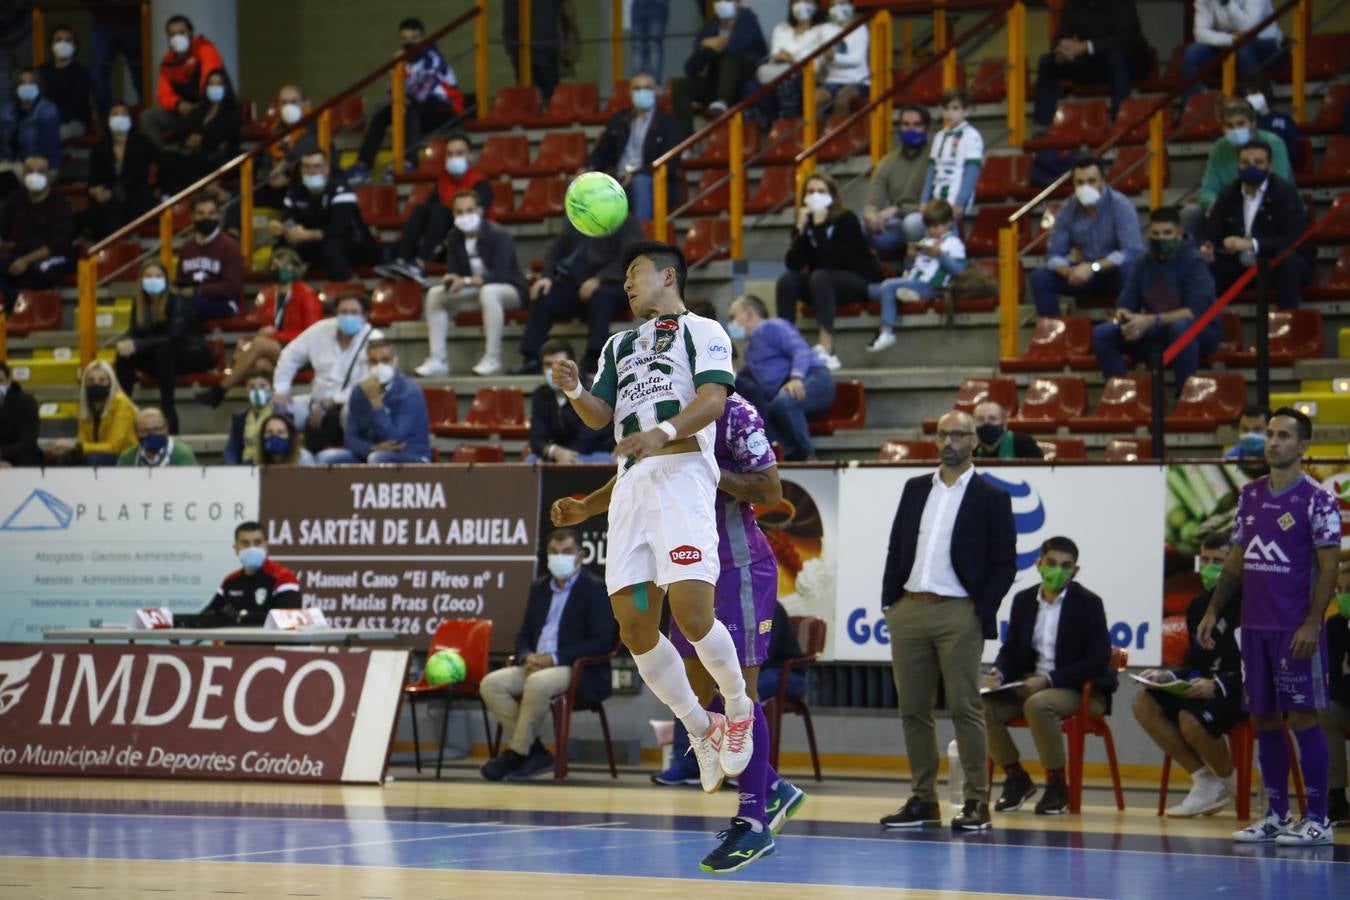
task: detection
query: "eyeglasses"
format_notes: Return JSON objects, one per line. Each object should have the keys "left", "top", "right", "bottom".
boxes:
{"left": 935, "top": 430, "right": 973, "bottom": 442}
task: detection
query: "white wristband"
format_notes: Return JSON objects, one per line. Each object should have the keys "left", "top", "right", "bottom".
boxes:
{"left": 656, "top": 421, "right": 678, "bottom": 440}
{"left": 564, "top": 382, "right": 584, "bottom": 400}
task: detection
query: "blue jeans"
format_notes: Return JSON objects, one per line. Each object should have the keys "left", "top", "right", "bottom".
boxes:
{"left": 1029, "top": 265, "right": 1127, "bottom": 317}
{"left": 630, "top": 0, "right": 669, "bottom": 80}
{"left": 758, "top": 665, "right": 808, "bottom": 702}
{"left": 1181, "top": 40, "right": 1284, "bottom": 98}
{"left": 867, "top": 215, "right": 927, "bottom": 255}
{"left": 869, "top": 277, "right": 937, "bottom": 325}
{"left": 524, "top": 451, "right": 615, "bottom": 463}
{"left": 737, "top": 368, "right": 835, "bottom": 461}
{"left": 627, "top": 172, "right": 654, "bottom": 222}
{"left": 90, "top": 23, "right": 143, "bottom": 113}
{"left": 317, "top": 448, "right": 430, "bottom": 465}
{"left": 1090, "top": 319, "right": 1220, "bottom": 396}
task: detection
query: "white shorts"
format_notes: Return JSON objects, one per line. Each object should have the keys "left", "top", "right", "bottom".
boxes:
{"left": 605, "top": 453, "right": 721, "bottom": 596}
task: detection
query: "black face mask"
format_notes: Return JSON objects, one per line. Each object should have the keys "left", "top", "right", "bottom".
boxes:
{"left": 194, "top": 218, "right": 219, "bottom": 236}
{"left": 85, "top": 383, "right": 111, "bottom": 402}
{"left": 975, "top": 423, "right": 1004, "bottom": 446}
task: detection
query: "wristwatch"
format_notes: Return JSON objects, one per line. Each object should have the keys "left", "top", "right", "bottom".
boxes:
{"left": 1090, "top": 260, "right": 1102, "bottom": 274}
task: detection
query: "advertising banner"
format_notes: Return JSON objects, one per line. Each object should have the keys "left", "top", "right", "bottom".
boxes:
{"left": 0, "top": 468, "right": 258, "bottom": 641}
{"left": 538, "top": 465, "right": 617, "bottom": 575}
{"left": 0, "top": 643, "right": 408, "bottom": 783}
{"left": 834, "top": 465, "right": 1167, "bottom": 665}
{"left": 259, "top": 467, "right": 540, "bottom": 651}
{"left": 761, "top": 469, "right": 840, "bottom": 660}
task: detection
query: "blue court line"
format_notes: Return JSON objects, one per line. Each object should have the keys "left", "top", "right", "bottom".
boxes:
{"left": 1, "top": 808, "right": 1342, "bottom": 897}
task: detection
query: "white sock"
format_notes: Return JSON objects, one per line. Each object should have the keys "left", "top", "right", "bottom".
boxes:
{"left": 690, "top": 621, "right": 751, "bottom": 721}
{"left": 632, "top": 635, "right": 710, "bottom": 735}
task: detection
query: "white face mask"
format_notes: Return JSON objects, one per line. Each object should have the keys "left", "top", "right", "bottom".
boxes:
{"left": 454, "top": 212, "right": 482, "bottom": 234}
{"left": 169, "top": 33, "right": 191, "bottom": 55}
{"left": 829, "top": 2, "right": 853, "bottom": 22}
{"left": 108, "top": 114, "right": 132, "bottom": 134}
{"left": 1246, "top": 92, "right": 1269, "bottom": 115}
{"left": 302, "top": 173, "right": 327, "bottom": 192}
{"left": 714, "top": 1, "right": 736, "bottom": 20}
{"left": 24, "top": 172, "right": 48, "bottom": 194}
{"left": 445, "top": 155, "right": 469, "bottom": 176}
{"left": 280, "top": 102, "right": 303, "bottom": 125}
{"left": 1074, "top": 183, "right": 1102, "bottom": 207}
{"left": 372, "top": 362, "right": 396, "bottom": 385}
{"left": 52, "top": 41, "right": 75, "bottom": 61}
{"left": 792, "top": 2, "right": 817, "bottom": 22}
{"left": 547, "top": 553, "right": 578, "bottom": 580}
{"left": 804, "top": 190, "right": 832, "bottom": 212}
{"left": 205, "top": 84, "right": 225, "bottom": 104}
{"left": 15, "top": 83, "right": 39, "bottom": 103}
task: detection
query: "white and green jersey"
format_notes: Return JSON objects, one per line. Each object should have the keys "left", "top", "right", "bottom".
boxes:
{"left": 903, "top": 230, "right": 966, "bottom": 287}
{"left": 590, "top": 310, "right": 736, "bottom": 479}
{"left": 929, "top": 123, "right": 983, "bottom": 210}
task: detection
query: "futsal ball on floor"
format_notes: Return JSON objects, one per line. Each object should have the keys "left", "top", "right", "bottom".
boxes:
{"left": 425, "top": 648, "right": 467, "bottom": 686}
{"left": 565, "top": 171, "right": 629, "bottom": 237}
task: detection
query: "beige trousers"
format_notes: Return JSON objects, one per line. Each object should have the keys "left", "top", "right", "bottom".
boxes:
{"left": 479, "top": 665, "right": 571, "bottom": 755}
{"left": 984, "top": 686, "right": 1106, "bottom": 772}
{"left": 424, "top": 283, "right": 522, "bottom": 364}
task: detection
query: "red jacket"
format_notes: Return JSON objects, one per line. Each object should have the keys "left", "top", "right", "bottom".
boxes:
{"left": 436, "top": 166, "right": 494, "bottom": 218}
{"left": 157, "top": 35, "right": 225, "bottom": 110}
{"left": 259, "top": 281, "right": 324, "bottom": 344}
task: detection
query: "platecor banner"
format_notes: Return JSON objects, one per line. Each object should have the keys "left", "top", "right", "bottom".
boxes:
{"left": 834, "top": 465, "right": 1167, "bottom": 665}
{"left": 259, "top": 466, "right": 540, "bottom": 651}
{"left": 0, "top": 643, "right": 408, "bottom": 783}
{"left": 0, "top": 468, "right": 258, "bottom": 640}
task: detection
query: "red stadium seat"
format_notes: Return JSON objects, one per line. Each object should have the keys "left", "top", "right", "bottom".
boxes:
{"left": 478, "top": 134, "right": 532, "bottom": 179}
{"left": 922, "top": 377, "right": 1017, "bottom": 434}
{"left": 498, "top": 176, "right": 566, "bottom": 224}
{"left": 1169, "top": 91, "right": 1224, "bottom": 143}
{"left": 369, "top": 280, "right": 423, "bottom": 327}
{"left": 878, "top": 439, "right": 939, "bottom": 461}
{"left": 1023, "top": 100, "right": 1109, "bottom": 151}
{"left": 423, "top": 387, "right": 458, "bottom": 437}
{"left": 1313, "top": 193, "right": 1350, "bottom": 244}
{"left": 451, "top": 444, "right": 506, "bottom": 463}
{"left": 759, "top": 118, "right": 804, "bottom": 165}
{"left": 892, "top": 62, "right": 961, "bottom": 106}
{"left": 1107, "top": 146, "right": 1160, "bottom": 197}
{"left": 817, "top": 114, "right": 867, "bottom": 162}
{"left": 356, "top": 185, "right": 404, "bottom": 230}
{"left": 808, "top": 381, "right": 867, "bottom": 436}
{"left": 404, "top": 619, "right": 495, "bottom": 777}
{"left": 682, "top": 218, "right": 731, "bottom": 266}
{"left": 746, "top": 166, "right": 796, "bottom": 214}
{"left": 1069, "top": 375, "right": 1152, "bottom": 433}
{"left": 1214, "top": 310, "right": 1323, "bottom": 366}
{"left": 593, "top": 83, "right": 632, "bottom": 124}
{"left": 970, "top": 59, "right": 1008, "bottom": 103}
{"left": 1305, "top": 32, "right": 1350, "bottom": 81}
{"left": 394, "top": 137, "right": 446, "bottom": 184}
{"left": 439, "top": 387, "right": 529, "bottom": 438}
{"left": 1111, "top": 97, "right": 1161, "bottom": 145}
{"left": 685, "top": 124, "right": 758, "bottom": 170}
{"left": 1206, "top": 311, "right": 1247, "bottom": 364}
{"left": 94, "top": 239, "right": 143, "bottom": 281}
{"left": 1306, "top": 247, "right": 1350, "bottom": 300}
{"left": 1008, "top": 376, "right": 1088, "bottom": 432}
{"left": 5, "top": 291, "right": 62, "bottom": 336}
{"left": 1164, "top": 373, "right": 1248, "bottom": 432}
{"left": 684, "top": 170, "right": 731, "bottom": 217}
{"left": 521, "top": 131, "right": 588, "bottom": 176}
{"left": 1300, "top": 136, "right": 1350, "bottom": 188}
{"left": 317, "top": 281, "right": 364, "bottom": 310}
{"left": 524, "top": 82, "right": 599, "bottom": 127}
{"left": 764, "top": 616, "right": 826, "bottom": 781}
{"left": 488, "top": 177, "right": 516, "bottom": 220}
{"left": 1305, "top": 83, "right": 1350, "bottom": 135}
{"left": 965, "top": 205, "right": 1028, "bottom": 257}
{"left": 999, "top": 315, "right": 1093, "bottom": 372}
{"left": 1036, "top": 437, "right": 1086, "bottom": 460}
{"left": 1104, "top": 436, "right": 1155, "bottom": 462}
{"left": 466, "top": 85, "right": 542, "bottom": 132}
{"left": 332, "top": 93, "right": 366, "bottom": 132}
{"left": 976, "top": 154, "right": 1038, "bottom": 202}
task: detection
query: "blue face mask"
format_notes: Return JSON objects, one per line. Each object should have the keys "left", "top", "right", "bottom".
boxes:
{"left": 141, "top": 275, "right": 167, "bottom": 295}
{"left": 631, "top": 88, "right": 656, "bottom": 111}
{"left": 1225, "top": 126, "right": 1251, "bottom": 146}
{"left": 238, "top": 546, "right": 267, "bottom": 572}
{"left": 140, "top": 433, "right": 168, "bottom": 455}
{"left": 15, "top": 83, "right": 39, "bottom": 103}
{"left": 336, "top": 313, "right": 363, "bottom": 337}
{"left": 898, "top": 129, "right": 926, "bottom": 149}
{"left": 1239, "top": 433, "right": 1266, "bottom": 453}
{"left": 726, "top": 319, "right": 747, "bottom": 341}
{"left": 263, "top": 434, "right": 291, "bottom": 457}
{"left": 1239, "top": 164, "right": 1268, "bottom": 185}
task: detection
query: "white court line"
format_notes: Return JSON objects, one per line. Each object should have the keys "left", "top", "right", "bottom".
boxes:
{"left": 0, "top": 809, "right": 491, "bottom": 829}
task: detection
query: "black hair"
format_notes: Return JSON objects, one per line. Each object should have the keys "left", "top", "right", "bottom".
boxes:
{"left": 540, "top": 338, "right": 574, "bottom": 360}
{"left": 939, "top": 87, "right": 971, "bottom": 108}
{"left": 1201, "top": 533, "right": 1231, "bottom": 552}
{"left": 1040, "top": 535, "right": 1080, "bottom": 563}
{"left": 50, "top": 23, "right": 77, "bottom": 46}
{"left": 399, "top": 17, "right": 426, "bottom": 33}
{"left": 333, "top": 290, "right": 370, "bottom": 314}
{"left": 622, "top": 240, "right": 687, "bottom": 297}
{"left": 445, "top": 131, "right": 471, "bottom": 150}
{"left": 898, "top": 103, "right": 931, "bottom": 128}
{"left": 1149, "top": 205, "right": 1181, "bottom": 225}
{"left": 783, "top": 0, "right": 826, "bottom": 26}
{"left": 1239, "top": 139, "right": 1273, "bottom": 161}
{"left": 234, "top": 521, "right": 263, "bottom": 541}
{"left": 1270, "top": 406, "right": 1313, "bottom": 441}
{"left": 1239, "top": 404, "right": 1271, "bottom": 421}
{"left": 548, "top": 527, "right": 580, "bottom": 547}
{"left": 1071, "top": 154, "right": 1104, "bottom": 176}
{"left": 166, "top": 14, "right": 194, "bottom": 33}
{"left": 366, "top": 337, "right": 395, "bottom": 353}
{"left": 738, "top": 294, "right": 769, "bottom": 318}
{"left": 191, "top": 191, "right": 219, "bottom": 212}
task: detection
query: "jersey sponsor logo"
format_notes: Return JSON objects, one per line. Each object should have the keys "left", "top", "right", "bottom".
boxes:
{"left": 1244, "top": 536, "right": 1291, "bottom": 564}
{"left": 707, "top": 340, "right": 730, "bottom": 361}
{"left": 669, "top": 545, "right": 703, "bottom": 564}
{"left": 1277, "top": 512, "right": 1295, "bottom": 531}
{"left": 745, "top": 433, "right": 770, "bottom": 459}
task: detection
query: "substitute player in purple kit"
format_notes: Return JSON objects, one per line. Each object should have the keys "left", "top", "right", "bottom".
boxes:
{"left": 1199, "top": 407, "right": 1341, "bottom": 846}
{"left": 552, "top": 393, "right": 805, "bottom": 873}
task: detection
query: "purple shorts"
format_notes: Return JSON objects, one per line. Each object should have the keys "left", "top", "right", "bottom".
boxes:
{"left": 670, "top": 555, "right": 777, "bottom": 668}
{"left": 1240, "top": 627, "right": 1331, "bottom": 715}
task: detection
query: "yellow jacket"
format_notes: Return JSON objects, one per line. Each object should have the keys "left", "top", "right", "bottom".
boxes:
{"left": 79, "top": 393, "right": 138, "bottom": 457}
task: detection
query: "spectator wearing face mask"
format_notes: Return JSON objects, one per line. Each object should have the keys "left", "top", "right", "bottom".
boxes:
{"left": 142, "top": 14, "right": 225, "bottom": 150}
{"left": 758, "top": 1, "right": 829, "bottom": 120}
{"left": 1092, "top": 206, "right": 1219, "bottom": 395}
{"left": 51, "top": 359, "right": 138, "bottom": 466}
{"left": 1031, "top": 155, "right": 1143, "bottom": 317}
{"left": 527, "top": 338, "right": 615, "bottom": 463}
{"left": 36, "top": 25, "right": 94, "bottom": 141}
{"left": 117, "top": 406, "right": 198, "bottom": 466}
{"left": 377, "top": 132, "right": 493, "bottom": 285}
{"left": 176, "top": 193, "right": 243, "bottom": 324}
{"left": 198, "top": 246, "right": 323, "bottom": 409}
{"left": 864, "top": 104, "right": 931, "bottom": 255}
{"left": 971, "top": 400, "right": 1043, "bottom": 460}
{"left": 0, "top": 68, "right": 62, "bottom": 168}
{"left": 412, "top": 191, "right": 528, "bottom": 378}
{"left": 0, "top": 360, "right": 41, "bottom": 467}
{"left": 201, "top": 521, "right": 300, "bottom": 626}
{"left": 113, "top": 260, "right": 215, "bottom": 434}
{"left": 585, "top": 71, "right": 684, "bottom": 223}
{"left": 1198, "top": 139, "right": 1310, "bottom": 309}
{"left": 907, "top": 89, "right": 981, "bottom": 238}
{"left": 1182, "top": 98, "right": 1293, "bottom": 238}
{"left": 1224, "top": 405, "right": 1271, "bottom": 461}
{"left": 268, "top": 150, "right": 376, "bottom": 281}
{"left": 1183, "top": 1, "right": 1284, "bottom": 101}
{"left": 223, "top": 373, "right": 278, "bottom": 466}
{"left": 156, "top": 68, "right": 239, "bottom": 194}
{"left": 319, "top": 339, "right": 430, "bottom": 465}
{"left": 672, "top": 0, "right": 769, "bottom": 133}
{"left": 85, "top": 102, "right": 156, "bottom": 240}
{"left": 348, "top": 17, "right": 463, "bottom": 184}
{"left": 255, "top": 412, "right": 314, "bottom": 466}
{"left": 815, "top": 0, "right": 869, "bottom": 119}
{"left": 1237, "top": 76, "right": 1301, "bottom": 170}
{"left": 1032, "top": 0, "right": 1150, "bottom": 128}
{"left": 0, "top": 156, "right": 73, "bottom": 315}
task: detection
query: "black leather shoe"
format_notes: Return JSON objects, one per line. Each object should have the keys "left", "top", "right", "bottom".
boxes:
{"left": 506, "top": 742, "right": 555, "bottom": 780}
{"left": 480, "top": 749, "right": 526, "bottom": 781}
{"left": 509, "top": 358, "right": 541, "bottom": 375}
{"left": 880, "top": 796, "right": 941, "bottom": 828}
{"left": 952, "top": 798, "right": 992, "bottom": 831}
{"left": 995, "top": 771, "right": 1038, "bottom": 812}
{"left": 195, "top": 385, "right": 225, "bottom": 408}
{"left": 1035, "top": 781, "right": 1070, "bottom": 815}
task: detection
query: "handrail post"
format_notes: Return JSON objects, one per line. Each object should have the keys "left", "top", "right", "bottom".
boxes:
{"left": 31, "top": 8, "right": 44, "bottom": 66}
{"left": 933, "top": 0, "right": 948, "bottom": 55}
{"left": 1006, "top": 1, "right": 1026, "bottom": 149}
{"left": 1291, "top": 0, "right": 1308, "bottom": 123}
{"left": 78, "top": 259, "right": 97, "bottom": 368}
{"left": 140, "top": 2, "right": 153, "bottom": 107}
{"left": 998, "top": 224, "right": 1019, "bottom": 359}
{"left": 942, "top": 47, "right": 957, "bottom": 92}
{"left": 1255, "top": 258, "right": 1271, "bottom": 408}
{"left": 240, "top": 157, "right": 255, "bottom": 263}
{"left": 1148, "top": 109, "right": 1166, "bottom": 210}
{"left": 654, "top": 164, "right": 668, "bottom": 244}
{"left": 800, "top": 61, "right": 818, "bottom": 192}
{"left": 391, "top": 61, "right": 406, "bottom": 173}
{"left": 476, "top": 0, "right": 490, "bottom": 120}
{"left": 159, "top": 207, "right": 174, "bottom": 270}
{"left": 869, "top": 15, "right": 884, "bottom": 168}
{"left": 611, "top": 0, "right": 624, "bottom": 87}
{"left": 730, "top": 112, "right": 745, "bottom": 260}
{"left": 318, "top": 108, "right": 332, "bottom": 160}
{"left": 882, "top": 10, "right": 894, "bottom": 159}
{"left": 519, "top": 0, "right": 533, "bottom": 87}
{"left": 1221, "top": 54, "right": 1236, "bottom": 97}
{"left": 900, "top": 18, "right": 913, "bottom": 69}
{"left": 1150, "top": 349, "right": 1165, "bottom": 460}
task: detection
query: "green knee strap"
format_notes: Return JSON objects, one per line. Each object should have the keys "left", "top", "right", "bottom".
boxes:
{"left": 633, "top": 583, "right": 649, "bottom": 612}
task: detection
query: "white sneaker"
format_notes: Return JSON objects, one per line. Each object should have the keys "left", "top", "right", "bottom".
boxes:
{"left": 1166, "top": 775, "right": 1231, "bottom": 818}
{"left": 706, "top": 100, "right": 728, "bottom": 117}
{"left": 1275, "top": 816, "right": 1334, "bottom": 846}
{"left": 812, "top": 344, "right": 842, "bottom": 371}
{"left": 866, "top": 330, "right": 896, "bottom": 353}
{"left": 471, "top": 356, "right": 502, "bottom": 376}
{"left": 1233, "top": 810, "right": 1295, "bottom": 843}
{"left": 895, "top": 287, "right": 922, "bottom": 303}
{"left": 720, "top": 710, "right": 755, "bottom": 777}
{"left": 687, "top": 712, "right": 727, "bottom": 794}
{"left": 413, "top": 358, "right": 449, "bottom": 378}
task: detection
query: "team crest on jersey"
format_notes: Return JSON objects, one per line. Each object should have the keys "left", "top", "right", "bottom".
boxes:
{"left": 255, "top": 588, "right": 268, "bottom": 605}
{"left": 653, "top": 317, "right": 679, "bottom": 353}
{"left": 1277, "top": 512, "right": 1295, "bottom": 531}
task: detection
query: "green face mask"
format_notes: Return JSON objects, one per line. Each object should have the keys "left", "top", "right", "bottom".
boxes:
{"left": 275, "top": 267, "right": 295, "bottom": 285}
{"left": 1337, "top": 592, "right": 1350, "bottom": 619}
{"left": 1201, "top": 563, "right": 1223, "bottom": 592}
{"left": 1038, "top": 564, "right": 1072, "bottom": 594}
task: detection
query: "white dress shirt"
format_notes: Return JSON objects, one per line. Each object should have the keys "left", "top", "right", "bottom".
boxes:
{"left": 904, "top": 466, "right": 975, "bottom": 598}
{"left": 535, "top": 569, "right": 580, "bottom": 659}
{"left": 1241, "top": 179, "right": 1268, "bottom": 254}
{"left": 272, "top": 318, "right": 385, "bottom": 406}
{"left": 1032, "top": 587, "right": 1066, "bottom": 678}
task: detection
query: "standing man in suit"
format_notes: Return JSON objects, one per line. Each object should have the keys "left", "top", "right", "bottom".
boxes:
{"left": 1200, "top": 139, "right": 1311, "bottom": 309}
{"left": 479, "top": 528, "right": 616, "bottom": 781}
{"left": 983, "top": 536, "right": 1116, "bottom": 815}
{"left": 585, "top": 71, "right": 684, "bottom": 223}
{"left": 879, "top": 409, "right": 1016, "bottom": 832}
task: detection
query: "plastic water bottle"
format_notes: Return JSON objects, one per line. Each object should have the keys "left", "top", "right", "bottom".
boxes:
{"left": 948, "top": 739, "right": 964, "bottom": 806}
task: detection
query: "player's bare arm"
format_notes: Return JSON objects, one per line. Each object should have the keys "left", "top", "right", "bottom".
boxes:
{"left": 552, "top": 356, "right": 614, "bottom": 429}
{"left": 1292, "top": 545, "right": 1340, "bottom": 659}
{"left": 614, "top": 383, "right": 730, "bottom": 460}
{"left": 719, "top": 468, "right": 782, "bottom": 506}
{"left": 1198, "top": 543, "right": 1245, "bottom": 649}
{"left": 550, "top": 475, "right": 618, "bottom": 526}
